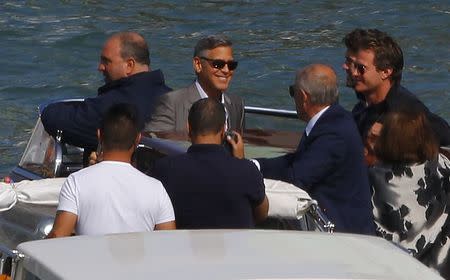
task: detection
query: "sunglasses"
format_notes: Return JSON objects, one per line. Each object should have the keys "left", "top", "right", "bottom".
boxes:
{"left": 289, "top": 85, "right": 296, "bottom": 97}
{"left": 199, "top": 57, "right": 238, "bottom": 71}
{"left": 345, "top": 57, "right": 367, "bottom": 75}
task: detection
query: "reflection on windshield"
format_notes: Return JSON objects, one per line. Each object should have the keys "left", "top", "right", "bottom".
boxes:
{"left": 19, "top": 118, "right": 56, "bottom": 178}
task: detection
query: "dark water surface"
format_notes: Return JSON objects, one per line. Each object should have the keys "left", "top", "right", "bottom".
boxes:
{"left": 0, "top": 1, "right": 449, "bottom": 175}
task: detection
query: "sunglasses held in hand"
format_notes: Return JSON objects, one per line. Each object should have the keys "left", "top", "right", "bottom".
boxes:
{"left": 200, "top": 57, "right": 238, "bottom": 71}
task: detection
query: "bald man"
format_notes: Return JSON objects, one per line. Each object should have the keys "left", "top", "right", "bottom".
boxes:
{"left": 232, "top": 64, "right": 375, "bottom": 234}
{"left": 41, "top": 31, "right": 171, "bottom": 152}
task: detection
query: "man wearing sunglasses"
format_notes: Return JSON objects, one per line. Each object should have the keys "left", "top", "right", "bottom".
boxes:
{"left": 145, "top": 35, "right": 244, "bottom": 133}
{"left": 343, "top": 28, "right": 450, "bottom": 147}
{"left": 229, "top": 64, "right": 375, "bottom": 235}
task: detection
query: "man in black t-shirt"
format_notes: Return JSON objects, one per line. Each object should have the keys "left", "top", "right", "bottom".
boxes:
{"left": 151, "top": 99, "right": 268, "bottom": 229}
{"left": 342, "top": 28, "right": 450, "bottom": 147}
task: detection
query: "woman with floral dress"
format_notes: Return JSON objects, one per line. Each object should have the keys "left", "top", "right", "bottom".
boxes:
{"left": 370, "top": 108, "right": 450, "bottom": 279}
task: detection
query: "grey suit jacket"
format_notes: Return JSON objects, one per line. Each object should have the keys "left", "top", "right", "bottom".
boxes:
{"left": 145, "top": 83, "right": 245, "bottom": 133}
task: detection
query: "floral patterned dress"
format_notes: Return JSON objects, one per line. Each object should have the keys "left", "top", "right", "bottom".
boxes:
{"left": 370, "top": 154, "right": 450, "bottom": 279}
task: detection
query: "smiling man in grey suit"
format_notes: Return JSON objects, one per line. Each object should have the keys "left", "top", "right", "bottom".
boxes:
{"left": 145, "top": 35, "right": 244, "bottom": 133}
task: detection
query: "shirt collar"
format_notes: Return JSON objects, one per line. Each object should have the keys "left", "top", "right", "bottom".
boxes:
{"left": 305, "top": 105, "right": 330, "bottom": 136}
{"left": 195, "top": 80, "right": 225, "bottom": 104}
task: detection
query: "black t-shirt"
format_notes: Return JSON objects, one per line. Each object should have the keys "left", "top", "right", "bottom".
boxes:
{"left": 352, "top": 85, "right": 450, "bottom": 146}
{"left": 151, "top": 144, "right": 265, "bottom": 229}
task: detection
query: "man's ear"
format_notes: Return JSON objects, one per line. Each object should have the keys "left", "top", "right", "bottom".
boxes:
{"left": 380, "top": 68, "right": 393, "bottom": 80}
{"left": 193, "top": 57, "right": 202, "bottom": 74}
{"left": 219, "top": 124, "right": 226, "bottom": 139}
{"left": 135, "top": 132, "right": 142, "bottom": 146}
{"left": 300, "top": 90, "right": 309, "bottom": 105}
{"left": 187, "top": 122, "right": 192, "bottom": 138}
{"left": 126, "top": 58, "right": 136, "bottom": 75}
{"left": 97, "top": 129, "right": 102, "bottom": 142}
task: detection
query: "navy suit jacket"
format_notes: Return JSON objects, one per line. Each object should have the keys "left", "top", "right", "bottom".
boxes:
{"left": 41, "top": 70, "right": 171, "bottom": 150}
{"left": 258, "top": 104, "right": 375, "bottom": 234}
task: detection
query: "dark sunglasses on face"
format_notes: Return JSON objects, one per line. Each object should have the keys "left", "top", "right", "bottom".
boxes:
{"left": 200, "top": 56, "right": 238, "bottom": 71}
{"left": 345, "top": 57, "right": 367, "bottom": 75}
{"left": 289, "top": 85, "right": 296, "bottom": 97}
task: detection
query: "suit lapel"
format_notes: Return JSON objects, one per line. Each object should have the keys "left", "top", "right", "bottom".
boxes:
{"left": 186, "top": 83, "right": 201, "bottom": 105}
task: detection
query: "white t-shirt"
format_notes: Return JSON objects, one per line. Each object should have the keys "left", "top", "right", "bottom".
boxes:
{"left": 57, "top": 161, "right": 175, "bottom": 235}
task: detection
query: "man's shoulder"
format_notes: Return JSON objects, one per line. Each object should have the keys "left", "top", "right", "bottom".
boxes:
{"left": 99, "top": 70, "right": 171, "bottom": 96}
{"left": 157, "top": 83, "right": 198, "bottom": 105}
{"left": 387, "top": 85, "right": 423, "bottom": 107}
{"left": 226, "top": 156, "right": 262, "bottom": 175}
{"left": 165, "top": 83, "right": 197, "bottom": 98}
{"left": 313, "top": 105, "right": 361, "bottom": 142}
{"left": 153, "top": 152, "right": 189, "bottom": 171}
{"left": 320, "top": 104, "right": 354, "bottom": 126}
{"left": 224, "top": 92, "right": 244, "bottom": 107}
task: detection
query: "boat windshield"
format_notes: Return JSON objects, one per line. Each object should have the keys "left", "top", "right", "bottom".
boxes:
{"left": 18, "top": 118, "right": 83, "bottom": 178}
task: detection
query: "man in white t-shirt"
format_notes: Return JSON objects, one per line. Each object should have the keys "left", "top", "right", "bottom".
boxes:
{"left": 47, "top": 103, "right": 176, "bottom": 237}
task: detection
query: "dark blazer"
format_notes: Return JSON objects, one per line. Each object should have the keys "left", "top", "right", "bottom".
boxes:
{"left": 145, "top": 82, "right": 244, "bottom": 133}
{"left": 258, "top": 104, "right": 375, "bottom": 234}
{"left": 41, "top": 70, "right": 171, "bottom": 150}
{"left": 352, "top": 84, "right": 450, "bottom": 146}
{"left": 151, "top": 144, "right": 265, "bottom": 229}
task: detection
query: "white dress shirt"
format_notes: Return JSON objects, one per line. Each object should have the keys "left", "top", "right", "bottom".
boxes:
{"left": 251, "top": 105, "right": 330, "bottom": 171}
{"left": 195, "top": 80, "right": 229, "bottom": 130}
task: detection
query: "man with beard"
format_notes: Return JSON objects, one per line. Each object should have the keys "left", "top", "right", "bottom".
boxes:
{"left": 41, "top": 31, "right": 171, "bottom": 152}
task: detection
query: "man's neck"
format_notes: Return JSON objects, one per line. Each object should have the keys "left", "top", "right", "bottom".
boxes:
{"left": 197, "top": 80, "right": 222, "bottom": 100}
{"left": 191, "top": 134, "right": 222, "bottom": 145}
{"left": 128, "top": 65, "right": 150, "bottom": 77}
{"left": 102, "top": 150, "right": 133, "bottom": 163}
{"left": 364, "top": 82, "right": 392, "bottom": 105}
{"left": 306, "top": 104, "right": 329, "bottom": 122}
{"left": 304, "top": 104, "right": 330, "bottom": 136}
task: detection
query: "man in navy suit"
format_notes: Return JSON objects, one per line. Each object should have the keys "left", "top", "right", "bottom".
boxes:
{"left": 41, "top": 32, "right": 171, "bottom": 152}
{"left": 232, "top": 64, "right": 374, "bottom": 234}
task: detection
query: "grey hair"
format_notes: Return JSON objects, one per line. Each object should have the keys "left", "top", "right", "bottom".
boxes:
{"left": 295, "top": 64, "right": 338, "bottom": 105}
{"left": 193, "top": 35, "right": 232, "bottom": 57}
{"left": 115, "top": 32, "right": 150, "bottom": 66}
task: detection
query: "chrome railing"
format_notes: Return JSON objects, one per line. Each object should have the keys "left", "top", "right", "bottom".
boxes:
{"left": 245, "top": 106, "right": 297, "bottom": 119}
{"left": 0, "top": 245, "right": 24, "bottom": 280}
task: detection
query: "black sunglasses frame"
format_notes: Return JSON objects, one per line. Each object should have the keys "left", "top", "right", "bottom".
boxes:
{"left": 345, "top": 57, "right": 367, "bottom": 75}
{"left": 289, "top": 85, "right": 296, "bottom": 97}
{"left": 199, "top": 57, "right": 238, "bottom": 71}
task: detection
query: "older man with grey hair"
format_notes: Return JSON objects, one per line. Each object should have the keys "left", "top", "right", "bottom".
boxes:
{"left": 145, "top": 35, "right": 244, "bottom": 133}
{"left": 229, "top": 64, "right": 375, "bottom": 234}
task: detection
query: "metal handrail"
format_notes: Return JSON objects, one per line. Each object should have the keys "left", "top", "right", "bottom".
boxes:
{"left": 245, "top": 106, "right": 297, "bottom": 119}
{"left": 0, "top": 245, "right": 24, "bottom": 279}
{"left": 307, "top": 204, "right": 335, "bottom": 233}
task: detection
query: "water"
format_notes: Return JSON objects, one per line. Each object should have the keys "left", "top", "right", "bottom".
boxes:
{"left": 0, "top": 1, "right": 449, "bottom": 176}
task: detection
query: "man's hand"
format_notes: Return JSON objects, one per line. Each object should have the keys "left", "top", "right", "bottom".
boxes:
{"left": 226, "top": 131, "right": 244, "bottom": 159}
{"left": 88, "top": 150, "right": 103, "bottom": 166}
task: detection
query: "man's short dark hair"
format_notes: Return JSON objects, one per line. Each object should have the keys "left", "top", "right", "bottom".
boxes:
{"left": 188, "top": 98, "right": 226, "bottom": 136}
{"left": 193, "top": 35, "right": 232, "bottom": 57}
{"left": 117, "top": 32, "right": 150, "bottom": 66}
{"left": 100, "top": 103, "right": 139, "bottom": 151}
{"left": 343, "top": 29, "right": 403, "bottom": 84}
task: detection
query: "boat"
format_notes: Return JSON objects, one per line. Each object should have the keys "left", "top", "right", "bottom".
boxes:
{"left": 0, "top": 100, "right": 332, "bottom": 249}
{"left": 0, "top": 99, "right": 444, "bottom": 279}
{"left": 1, "top": 230, "right": 443, "bottom": 280}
